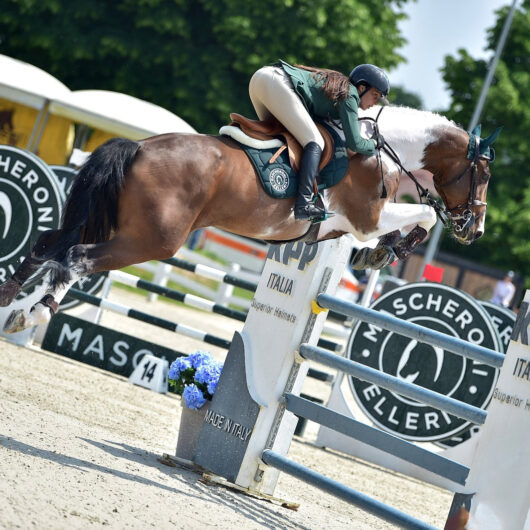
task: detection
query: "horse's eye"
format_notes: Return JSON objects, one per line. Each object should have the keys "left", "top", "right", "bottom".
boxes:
{"left": 481, "top": 173, "right": 490, "bottom": 183}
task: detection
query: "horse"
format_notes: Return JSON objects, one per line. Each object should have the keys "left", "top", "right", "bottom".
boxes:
{"left": 0, "top": 105, "right": 500, "bottom": 334}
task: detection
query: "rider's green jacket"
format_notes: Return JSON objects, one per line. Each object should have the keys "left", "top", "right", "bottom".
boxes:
{"left": 277, "top": 60, "right": 376, "bottom": 156}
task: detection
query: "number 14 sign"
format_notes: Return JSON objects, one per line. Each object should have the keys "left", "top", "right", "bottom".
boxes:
{"left": 129, "top": 354, "right": 169, "bottom": 394}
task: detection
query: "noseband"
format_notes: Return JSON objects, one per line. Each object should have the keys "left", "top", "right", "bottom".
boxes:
{"left": 436, "top": 136, "right": 488, "bottom": 233}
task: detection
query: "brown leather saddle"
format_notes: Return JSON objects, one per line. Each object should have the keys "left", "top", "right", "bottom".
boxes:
{"left": 229, "top": 113, "right": 335, "bottom": 173}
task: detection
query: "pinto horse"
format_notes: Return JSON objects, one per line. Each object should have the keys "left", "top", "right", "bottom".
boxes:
{"left": 0, "top": 105, "right": 499, "bottom": 333}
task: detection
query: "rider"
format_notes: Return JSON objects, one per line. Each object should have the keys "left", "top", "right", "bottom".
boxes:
{"left": 249, "top": 60, "right": 390, "bottom": 222}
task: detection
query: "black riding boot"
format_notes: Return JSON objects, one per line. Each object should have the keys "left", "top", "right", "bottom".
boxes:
{"left": 294, "top": 142, "right": 326, "bottom": 222}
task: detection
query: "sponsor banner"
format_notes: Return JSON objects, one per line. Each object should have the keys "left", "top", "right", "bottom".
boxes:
{"left": 49, "top": 165, "right": 77, "bottom": 197}
{"left": 42, "top": 313, "right": 184, "bottom": 377}
{"left": 347, "top": 283, "right": 502, "bottom": 442}
{"left": 436, "top": 301, "right": 515, "bottom": 448}
{"left": 464, "top": 291, "right": 530, "bottom": 528}
{"left": 0, "top": 146, "right": 64, "bottom": 287}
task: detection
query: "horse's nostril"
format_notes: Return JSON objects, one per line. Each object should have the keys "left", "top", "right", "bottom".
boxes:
{"left": 475, "top": 231, "right": 483, "bottom": 240}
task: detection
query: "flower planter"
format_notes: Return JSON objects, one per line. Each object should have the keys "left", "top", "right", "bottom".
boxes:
{"left": 175, "top": 401, "right": 210, "bottom": 462}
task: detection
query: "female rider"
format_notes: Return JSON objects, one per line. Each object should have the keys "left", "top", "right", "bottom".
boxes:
{"left": 249, "top": 60, "right": 390, "bottom": 222}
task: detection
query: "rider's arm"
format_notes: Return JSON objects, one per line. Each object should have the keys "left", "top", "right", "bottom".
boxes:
{"left": 338, "top": 96, "right": 376, "bottom": 156}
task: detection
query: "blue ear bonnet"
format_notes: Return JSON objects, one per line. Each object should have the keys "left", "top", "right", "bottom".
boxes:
{"left": 466, "top": 124, "right": 502, "bottom": 162}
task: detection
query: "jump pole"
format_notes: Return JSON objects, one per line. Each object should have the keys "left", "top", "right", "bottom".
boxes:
{"left": 65, "top": 288, "right": 232, "bottom": 349}
{"left": 192, "top": 234, "right": 530, "bottom": 529}
{"left": 104, "top": 269, "right": 342, "bottom": 353}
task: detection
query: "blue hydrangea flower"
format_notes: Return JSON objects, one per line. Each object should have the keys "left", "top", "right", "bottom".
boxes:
{"left": 169, "top": 350, "right": 223, "bottom": 401}
{"left": 168, "top": 357, "right": 191, "bottom": 381}
{"left": 183, "top": 383, "right": 207, "bottom": 410}
{"left": 187, "top": 350, "right": 214, "bottom": 369}
{"left": 194, "top": 361, "right": 219, "bottom": 383}
{"left": 207, "top": 377, "right": 220, "bottom": 396}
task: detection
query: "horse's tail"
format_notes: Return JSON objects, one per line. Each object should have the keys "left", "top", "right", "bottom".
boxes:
{"left": 48, "top": 138, "right": 140, "bottom": 262}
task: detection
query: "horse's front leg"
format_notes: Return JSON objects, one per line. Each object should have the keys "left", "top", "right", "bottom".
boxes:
{"left": 374, "top": 201, "right": 438, "bottom": 236}
{"left": 381, "top": 202, "right": 438, "bottom": 260}
{"left": 351, "top": 230, "right": 401, "bottom": 270}
{"left": 351, "top": 203, "right": 437, "bottom": 270}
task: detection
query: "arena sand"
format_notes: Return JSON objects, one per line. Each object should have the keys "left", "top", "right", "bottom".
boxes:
{"left": 0, "top": 287, "right": 452, "bottom": 529}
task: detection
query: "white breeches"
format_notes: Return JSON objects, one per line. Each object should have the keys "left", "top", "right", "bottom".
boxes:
{"left": 249, "top": 66, "right": 325, "bottom": 150}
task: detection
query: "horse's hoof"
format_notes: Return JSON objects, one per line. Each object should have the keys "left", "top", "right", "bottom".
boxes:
{"left": 350, "top": 247, "right": 371, "bottom": 270}
{"left": 369, "top": 245, "right": 397, "bottom": 270}
{"left": 0, "top": 279, "right": 21, "bottom": 307}
{"left": 3, "top": 309, "right": 30, "bottom": 334}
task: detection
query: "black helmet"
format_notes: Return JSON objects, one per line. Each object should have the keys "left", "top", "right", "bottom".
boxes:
{"left": 349, "top": 64, "right": 390, "bottom": 97}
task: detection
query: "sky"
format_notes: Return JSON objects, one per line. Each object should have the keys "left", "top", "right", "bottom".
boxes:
{"left": 391, "top": 0, "right": 513, "bottom": 110}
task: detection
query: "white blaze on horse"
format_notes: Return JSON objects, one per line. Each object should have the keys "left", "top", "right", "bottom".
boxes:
{"left": 0, "top": 105, "right": 500, "bottom": 333}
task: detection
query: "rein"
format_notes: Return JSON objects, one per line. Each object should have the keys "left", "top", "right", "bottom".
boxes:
{"left": 383, "top": 138, "right": 454, "bottom": 225}
{"left": 360, "top": 109, "right": 487, "bottom": 231}
{"left": 360, "top": 111, "right": 449, "bottom": 225}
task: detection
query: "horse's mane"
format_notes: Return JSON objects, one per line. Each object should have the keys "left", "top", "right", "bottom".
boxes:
{"left": 357, "top": 105, "right": 460, "bottom": 170}
{"left": 358, "top": 105, "right": 459, "bottom": 137}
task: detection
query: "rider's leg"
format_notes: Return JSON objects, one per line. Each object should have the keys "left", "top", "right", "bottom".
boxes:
{"left": 249, "top": 66, "right": 327, "bottom": 221}
{"left": 293, "top": 142, "right": 325, "bottom": 221}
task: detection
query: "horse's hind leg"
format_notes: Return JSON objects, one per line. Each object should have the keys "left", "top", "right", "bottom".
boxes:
{"left": 0, "top": 229, "right": 63, "bottom": 307}
{"left": 3, "top": 229, "right": 190, "bottom": 334}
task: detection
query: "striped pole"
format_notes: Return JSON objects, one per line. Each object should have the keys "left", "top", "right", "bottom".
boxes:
{"left": 65, "top": 288, "right": 231, "bottom": 349}
{"left": 163, "top": 257, "right": 258, "bottom": 292}
{"left": 107, "top": 270, "right": 341, "bottom": 353}
{"left": 109, "top": 270, "right": 247, "bottom": 322}
{"left": 164, "top": 256, "right": 349, "bottom": 327}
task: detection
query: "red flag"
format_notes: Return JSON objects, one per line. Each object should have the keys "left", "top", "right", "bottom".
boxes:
{"left": 422, "top": 263, "right": 444, "bottom": 283}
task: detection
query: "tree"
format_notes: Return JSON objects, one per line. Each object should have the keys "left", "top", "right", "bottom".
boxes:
{"left": 439, "top": 1, "right": 530, "bottom": 287}
{"left": 0, "top": 0, "right": 410, "bottom": 133}
{"left": 388, "top": 86, "right": 424, "bottom": 109}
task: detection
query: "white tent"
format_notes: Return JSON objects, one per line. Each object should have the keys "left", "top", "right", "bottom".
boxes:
{"left": 0, "top": 54, "right": 71, "bottom": 109}
{"left": 0, "top": 54, "right": 197, "bottom": 162}
{"left": 0, "top": 54, "right": 72, "bottom": 159}
{"left": 48, "top": 89, "right": 197, "bottom": 139}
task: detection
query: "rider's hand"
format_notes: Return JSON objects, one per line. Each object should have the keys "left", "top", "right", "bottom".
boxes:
{"left": 373, "top": 132, "right": 385, "bottom": 149}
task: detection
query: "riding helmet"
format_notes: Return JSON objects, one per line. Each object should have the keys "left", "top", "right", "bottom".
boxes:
{"left": 349, "top": 64, "right": 390, "bottom": 97}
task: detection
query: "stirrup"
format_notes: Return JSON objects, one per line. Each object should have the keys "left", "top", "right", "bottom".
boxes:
{"left": 294, "top": 204, "right": 329, "bottom": 223}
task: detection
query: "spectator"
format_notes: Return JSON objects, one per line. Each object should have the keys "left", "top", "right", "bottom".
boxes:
{"left": 490, "top": 271, "right": 516, "bottom": 308}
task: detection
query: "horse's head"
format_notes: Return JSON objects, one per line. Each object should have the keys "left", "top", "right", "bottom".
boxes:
{"left": 426, "top": 124, "right": 501, "bottom": 244}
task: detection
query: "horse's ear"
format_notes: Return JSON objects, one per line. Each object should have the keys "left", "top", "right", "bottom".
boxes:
{"left": 481, "top": 126, "right": 503, "bottom": 148}
{"left": 471, "top": 124, "right": 482, "bottom": 137}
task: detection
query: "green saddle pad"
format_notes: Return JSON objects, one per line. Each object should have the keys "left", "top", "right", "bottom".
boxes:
{"left": 233, "top": 122, "right": 349, "bottom": 199}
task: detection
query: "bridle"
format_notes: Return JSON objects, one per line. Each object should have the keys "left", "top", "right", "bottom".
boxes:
{"left": 360, "top": 109, "right": 491, "bottom": 233}
{"left": 433, "top": 135, "right": 490, "bottom": 234}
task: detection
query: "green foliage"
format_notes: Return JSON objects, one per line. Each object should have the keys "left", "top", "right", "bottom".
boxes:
{"left": 388, "top": 85, "right": 424, "bottom": 109}
{"left": 0, "top": 0, "right": 409, "bottom": 133}
{"left": 168, "top": 366, "right": 193, "bottom": 396}
{"left": 440, "top": 2, "right": 530, "bottom": 286}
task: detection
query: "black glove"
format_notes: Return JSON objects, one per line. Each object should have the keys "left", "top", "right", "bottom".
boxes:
{"left": 373, "top": 131, "right": 385, "bottom": 149}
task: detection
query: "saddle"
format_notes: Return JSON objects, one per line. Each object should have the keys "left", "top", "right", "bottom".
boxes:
{"left": 221, "top": 114, "right": 348, "bottom": 201}
{"left": 229, "top": 113, "right": 334, "bottom": 172}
